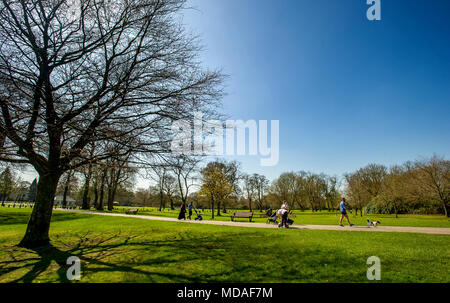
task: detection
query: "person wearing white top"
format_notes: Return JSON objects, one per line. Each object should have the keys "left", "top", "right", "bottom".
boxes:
{"left": 277, "top": 207, "right": 289, "bottom": 228}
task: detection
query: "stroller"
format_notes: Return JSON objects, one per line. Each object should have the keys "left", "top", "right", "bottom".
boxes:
{"left": 194, "top": 209, "right": 203, "bottom": 221}
{"left": 286, "top": 211, "right": 294, "bottom": 226}
{"left": 266, "top": 209, "right": 279, "bottom": 225}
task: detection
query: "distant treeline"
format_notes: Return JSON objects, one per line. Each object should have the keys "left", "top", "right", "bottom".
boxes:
{"left": 1, "top": 155, "right": 448, "bottom": 217}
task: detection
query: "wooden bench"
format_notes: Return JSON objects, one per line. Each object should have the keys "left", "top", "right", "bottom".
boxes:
{"left": 230, "top": 212, "right": 253, "bottom": 222}
{"left": 126, "top": 208, "right": 139, "bottom": 215}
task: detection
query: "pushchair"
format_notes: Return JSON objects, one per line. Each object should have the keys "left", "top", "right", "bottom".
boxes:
{"left": 286, "top": 210, "right": 295, "bottom": 227}
{"left": 194, "top": 209, "right": 203, "bottom": 221}
{"left": 266, "top": 209, "right": 278, "bottom": 224}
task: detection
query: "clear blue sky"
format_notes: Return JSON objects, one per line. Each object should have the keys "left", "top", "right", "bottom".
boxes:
{"left": 180, "top": 0, "right": 450, "bottom": 182}
{"left": 19, "top": 0, "right": 450, "bottom": 188}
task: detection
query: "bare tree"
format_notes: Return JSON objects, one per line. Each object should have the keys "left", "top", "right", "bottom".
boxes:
{"left": 254, "top": 174, "right": 269, "bottom": 211}
{"left": 80, "top": 143, "right": 95, "bottom": 209}
{"left": 149, "top": 165, "right": 169, "bottom": 211}
{"left": 0, "top": 0, "right": 224, "bottom": 247}
{"left": 105, "top": 153, "right": 135, "bottom": 211}
{"left": 168, "top": 154, "right": 201, "bottom": 206}
{"left": 345, "top": 164, "right": 387, "bottom": 216}
{"left": 58, "top": 169, "right": 76, "bottom": 208}
{"left": 269, "top": 172, "right": 305, "bottom": 210}
{"left": 412, "top": 156, "right": 449, "bottom": 217}
{"left": 243, "top": 174, "right": 258, "bottom": 212}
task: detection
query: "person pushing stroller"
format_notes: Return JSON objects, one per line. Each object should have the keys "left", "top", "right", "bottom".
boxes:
{"left": 277, "top": 201, "right": 290, "bottom": 228}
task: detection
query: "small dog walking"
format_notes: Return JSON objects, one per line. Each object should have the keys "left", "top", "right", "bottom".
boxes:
{"left": 367, "top": 219, "right": 381, "bottom": 227}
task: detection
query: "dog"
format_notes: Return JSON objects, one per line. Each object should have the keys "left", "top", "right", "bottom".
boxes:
{"left": 367, "top": 219, "right": 381, "bottom": 227}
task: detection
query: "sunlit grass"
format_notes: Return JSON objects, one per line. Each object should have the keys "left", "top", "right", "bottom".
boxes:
{"left": 105, "top": 206, "right": 450, "bottom": 227}
{"left": 0, "top": 208, "right": 449, "bottom": 283}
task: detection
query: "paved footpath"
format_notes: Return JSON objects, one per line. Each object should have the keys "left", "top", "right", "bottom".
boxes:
{"left": 56, "top": 209, "right": 450, "bottom": 235}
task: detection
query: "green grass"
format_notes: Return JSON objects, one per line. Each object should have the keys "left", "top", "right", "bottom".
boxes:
{"left": 0, "top": 208, "right": 449, "bottom": 283}
{"left": 104, "top": 206, "right": 450, "bottom": 228}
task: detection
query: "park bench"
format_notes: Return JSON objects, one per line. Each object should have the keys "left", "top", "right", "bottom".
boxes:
{"left": 126, "top": 208, "right": 139, "bottom": 215}
{"left": 230, "top": 212, "right": 253, "bottom": 222}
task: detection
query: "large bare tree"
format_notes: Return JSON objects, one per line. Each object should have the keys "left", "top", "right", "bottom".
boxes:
{"left": 0, "top": 0, "right": 224, "bottom": 247}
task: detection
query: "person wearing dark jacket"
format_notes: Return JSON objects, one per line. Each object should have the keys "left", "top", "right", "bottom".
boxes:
{"left": 178, "top": 202, "right": 187, "bottom": 220}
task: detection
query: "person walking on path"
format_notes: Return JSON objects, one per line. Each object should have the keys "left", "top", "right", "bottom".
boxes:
{"left": 339, "top": 198, "right": 354, "bottom": 227}
{"left": 277, "top": 204, "right": 289, "bottom": 228}
{"left": 188, "top": 202, "right": 194, "bottom": 220}
{"left": 178, "top": 202, "right": 187, "bottom": 220}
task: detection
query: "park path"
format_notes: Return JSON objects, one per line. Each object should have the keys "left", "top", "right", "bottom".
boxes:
{"left": 56, "top": 209, "right": 450, "bottom": 235}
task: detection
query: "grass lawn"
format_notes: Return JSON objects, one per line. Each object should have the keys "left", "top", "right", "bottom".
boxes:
{"left": 104, "top": 206, "right": 450, "bottom": 228}
{"left": 0, "top": 208, "right": 449, "bottom": 283}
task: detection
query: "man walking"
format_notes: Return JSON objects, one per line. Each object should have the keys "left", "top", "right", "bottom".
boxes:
{"left": 339, "top": 197, "right": 354, "bottom": 227}
{"left": 188, "top": 202, "right": 194, "bottom": 220}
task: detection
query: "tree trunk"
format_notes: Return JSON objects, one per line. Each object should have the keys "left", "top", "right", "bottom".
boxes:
{"left": 169, "top": 197, "right": 174, "bottom": 210}
{"left": 93, "top": 180, "right": 99, "bottom": 209}
{"left": 97, "top": 169, "right": 107, "bottom": 211}
{"left": 81, "top": 171, "right": 92, "bottom": 210}
{"left": 18, "top": 172, "right": 61, "bottom": 248}
{"left": 62, "top": 170, "right": 72, "bottom": 208}
{"left": 211, "top": 197, "right": 214, "bottom": 219}
{"left": 442, "top": 200, "right": 449, "bottom": 217}
{"left": 98, "top": 174, "right": 106, "bottom": 211}
{"left": 159, "top": 190, "right": 164, "bottom": 211}
{"left": 217, "top": 200, "right": 221, "bottom": 216}
{"left": 107, "top": 184, "right": 117, "bottom": 211}
{"left": 82, "top": 146, "right": 95, "bottom": 209}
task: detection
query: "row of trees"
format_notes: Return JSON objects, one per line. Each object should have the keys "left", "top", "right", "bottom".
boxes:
{"left": 345, "top": 156, "right": 449, "bottom": 217}
{"left": 2, "top": 154, "right": 448, "bottom": 220}
{"left": 128, "top": 155, "right": 449, "bottom": 218}
{"left": 268, "top": 172, "right": 339, "bottom": 212}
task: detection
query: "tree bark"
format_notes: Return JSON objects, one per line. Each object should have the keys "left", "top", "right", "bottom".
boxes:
{"left": 442, "top": 200, "right": 449, "bottom": 217}
{"left": 159, "top": 190, "right": 164, "bottom": 211}
{"left": 93, "top": 180, "right": 99, "bottom": 209}
{"left": 62, "top": 170, "right": 73, "bottom": 208}
{"left": 81, "top": 169, "right": 92, "bottom": 209}
{"left": 18, "top": 172, "right": 61, "bottom": 248}
{"left": 107, "top": 182, "right": 118, "bottom": 211}
{"left": 97, "top": 170, "right": 106, "bottom": 211}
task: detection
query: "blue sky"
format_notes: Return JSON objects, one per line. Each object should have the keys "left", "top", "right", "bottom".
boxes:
{"left": 19, "top": 0, "right": 450, "bottom": 188}
{"left": 179, "top": 0, "right": 450, "bottom": 182}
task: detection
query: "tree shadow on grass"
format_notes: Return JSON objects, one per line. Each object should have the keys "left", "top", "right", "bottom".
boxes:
{"left": 0, "top": 232, "right": 239, "bottom": 283}
{"left": 0, "top": 230, "right": 377, "bottom": 283}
